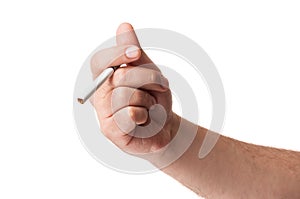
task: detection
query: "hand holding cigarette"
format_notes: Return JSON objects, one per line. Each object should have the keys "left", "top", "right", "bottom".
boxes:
{"left": 78, "top": 23, "right": 300, "bottom": 198}
{"left": 88, "top": 23, "right": 176, "bottom": 155}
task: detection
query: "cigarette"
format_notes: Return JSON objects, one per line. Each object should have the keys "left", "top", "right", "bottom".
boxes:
{"left": 77, "top": 65, "right": 120, "bottom": 104}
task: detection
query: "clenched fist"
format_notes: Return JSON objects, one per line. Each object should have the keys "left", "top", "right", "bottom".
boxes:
{"left": 90, "top": 23, "right": 180, "bottom": 155}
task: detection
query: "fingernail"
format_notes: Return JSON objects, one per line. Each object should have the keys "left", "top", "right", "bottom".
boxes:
{"left": 125, "top": 46, "right": 139, "bottom": 58}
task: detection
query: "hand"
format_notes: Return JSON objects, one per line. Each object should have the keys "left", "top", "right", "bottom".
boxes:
{"left": 90, "top": 23, "right": 179, "bottom": 155}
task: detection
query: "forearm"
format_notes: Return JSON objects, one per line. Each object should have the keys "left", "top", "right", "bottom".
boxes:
{"left": 160, "top": 117, "right": 300, "bottom": 198}
{"left": 93, "top": 23, "right": 300, "bottom": 198}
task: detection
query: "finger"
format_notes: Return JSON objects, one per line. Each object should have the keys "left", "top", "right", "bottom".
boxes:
{"left": 113, "top": 106, "right": 148, "bottom": 133}
{"left": 93, "top": 87, "right": 157, "bottom": 118}
{"left": 110, "top": 87, "right": 156, "bottom": 115}
{"left": 128, "top": 106, "right": 148, "bottom": 125}
{"left": 116, "top": 22, "right": 154, "bottom": 67}
{"left": 90, "top": 44, "right": 141, "bottom": 78}
{"left": 112, "top": 66, "right": 169, "bottom": 92}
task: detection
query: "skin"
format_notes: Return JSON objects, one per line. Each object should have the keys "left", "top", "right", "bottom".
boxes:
{"left": 90, "top": 22, "right": 300, "bottom": 198}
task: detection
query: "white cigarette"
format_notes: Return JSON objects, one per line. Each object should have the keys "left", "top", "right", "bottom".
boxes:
{"left": 77, "top": 65, "right": 120, "bottom": 104}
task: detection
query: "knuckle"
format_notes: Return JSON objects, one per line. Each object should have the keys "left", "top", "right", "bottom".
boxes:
{"left": 137, "top": 90, "right": 147, "bottom": 102}
{"left": 112, "top": 87, "right": 123, "bottom": 97}
{"left": 130, "top": 90, "right": 148, "bottom": 105}
{"left": 143, "top": 91, "right": 150, "bottom": 99}
{"left": 143, "top": 92, "right": 153, "bottom": 105}
{"left": 131, "top": 90, "right": 155, "bottom": 107}
{"left": 149, "top": 70, "right": 160, "bottom": 83}
{"left": 112, "top": 87, "right": 132, "bottom": 102}
{"left": 128, "top": 89, "right": 138, "bottom": 103}
{"left": 113, "top": 68, "right": 127, "bottom": 83}
{"left": 128, "top": 107, "right": 136, "bottom": 120}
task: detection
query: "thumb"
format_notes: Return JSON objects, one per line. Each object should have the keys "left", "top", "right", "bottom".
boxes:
{"left": 116, "top": 23, "right": 153, "bottom": 66}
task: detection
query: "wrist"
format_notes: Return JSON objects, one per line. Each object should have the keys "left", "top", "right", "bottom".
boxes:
{"left": 169, "top": 112, "right": 181, "bottom": 140}
{"left": 145, "top": 114, "right": 203, "bottom": 170}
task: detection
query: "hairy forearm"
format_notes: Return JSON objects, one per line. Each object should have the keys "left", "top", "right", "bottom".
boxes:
{"left": 161, "top": 118, "right": 300, "bottom": 198}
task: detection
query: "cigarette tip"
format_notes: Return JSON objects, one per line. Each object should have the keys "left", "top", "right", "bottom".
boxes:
{"left": 77, "top": 98, "right": 84, "bottom": 104}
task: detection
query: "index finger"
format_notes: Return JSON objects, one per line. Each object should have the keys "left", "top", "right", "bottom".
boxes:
{"left": 90, "top": 45, "right": 141, "bottom": 79}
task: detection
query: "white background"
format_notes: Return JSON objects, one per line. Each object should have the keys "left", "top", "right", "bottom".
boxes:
{"left": 0, "top": 1, "right": 299, "bottom": 198}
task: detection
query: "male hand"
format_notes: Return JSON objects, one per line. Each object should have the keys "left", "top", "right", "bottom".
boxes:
{"left": 90, "top": 23, "right": 178, "bottom": 155}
